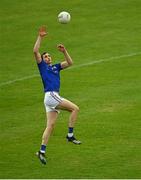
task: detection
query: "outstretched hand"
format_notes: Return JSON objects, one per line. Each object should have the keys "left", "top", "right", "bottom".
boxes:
{"left": 39, "top": 26, "right": 47, "bottom": 37}
{"left": 57, "top": 44, "right": 66, "bottom": 53}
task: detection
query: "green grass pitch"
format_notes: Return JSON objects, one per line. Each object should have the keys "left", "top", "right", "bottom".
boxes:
{"left": 0, "top": 0, "right": 141, "bottom": 178}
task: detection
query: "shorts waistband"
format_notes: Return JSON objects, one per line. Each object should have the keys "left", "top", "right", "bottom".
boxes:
{"left": 45, "top": 91, "right": 59, "bottom": 94}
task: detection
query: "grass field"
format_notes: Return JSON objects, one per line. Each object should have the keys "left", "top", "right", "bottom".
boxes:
{"left": 0, "top": 0, "right": 141, "bottom": 178}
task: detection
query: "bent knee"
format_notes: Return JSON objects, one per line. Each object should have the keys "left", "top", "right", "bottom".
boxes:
{"left": 74, "top": 105, "right": 79, "bottom": 112}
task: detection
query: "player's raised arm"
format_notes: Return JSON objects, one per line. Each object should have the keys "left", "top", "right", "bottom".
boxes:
{"left": 33, "top": 26, "right": 47, "bottom": 64}
{"left": 57, "top": 44, "right": 73, "bottom": 69}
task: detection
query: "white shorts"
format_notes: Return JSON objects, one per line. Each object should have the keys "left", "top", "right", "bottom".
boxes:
{"left": 44, "top": 91, "right": 64, "bottom": 113}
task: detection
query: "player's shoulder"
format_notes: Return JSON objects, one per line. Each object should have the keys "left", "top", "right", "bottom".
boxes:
{"left": 53, "top": 62, "right": 60, "bottom": 65}
{"left": 53, "top": 62, "right": 61, "bottom": 67}
{"left": 37, "top": 60, "right": 48, "bottom": 69}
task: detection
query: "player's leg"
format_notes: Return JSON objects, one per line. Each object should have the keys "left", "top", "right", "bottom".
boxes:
{"left": 42, "top": 111, "right": 58, "bottom": 145}
{"left": 36, "top": 111, "right": 58, "bottom": 164}
{"left": 57, "top": 99, "right": 79, "bottom": 126}
{"left": 56, "top": 99, "right": 81, "bottom": 144}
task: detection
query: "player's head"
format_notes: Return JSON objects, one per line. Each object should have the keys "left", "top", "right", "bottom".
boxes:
{"left": 41, "top": 52, "right": 52, "bottom": 64}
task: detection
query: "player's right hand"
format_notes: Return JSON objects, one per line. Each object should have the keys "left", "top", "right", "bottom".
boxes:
{"left": 39, "top": 26, "right": 47, "bottom": 37}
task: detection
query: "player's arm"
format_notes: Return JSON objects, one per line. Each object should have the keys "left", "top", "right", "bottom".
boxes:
{"left": 57, "top": 44, "right": 73, "bottom": 69}
{"left": 33, "top": 26, "right": 47, "bottom": 64}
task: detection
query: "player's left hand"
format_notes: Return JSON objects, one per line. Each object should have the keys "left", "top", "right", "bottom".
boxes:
{"left": 57, "top": 44, "right": 66, "bottom": 52}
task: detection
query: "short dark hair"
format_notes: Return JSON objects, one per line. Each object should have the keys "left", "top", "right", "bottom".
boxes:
{"left": 41, "top": 52, "right": 47, "bottom": 60}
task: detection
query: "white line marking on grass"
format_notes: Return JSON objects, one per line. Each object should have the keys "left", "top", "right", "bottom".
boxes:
{"left": 0, "top": 74, "right": 39, "bottom": 87}
{"left": 71, "top": 51, "right": 141, "bottom": 69}
{"left": 0, "top": 51, "right": 141, "bottom": 87}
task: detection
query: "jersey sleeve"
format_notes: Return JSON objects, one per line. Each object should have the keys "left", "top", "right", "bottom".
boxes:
{"left": 37, "top": 60, "right": 45, "bottom": 67}
{"left": 55, "top": 63, "right": 63, "bottom": 71}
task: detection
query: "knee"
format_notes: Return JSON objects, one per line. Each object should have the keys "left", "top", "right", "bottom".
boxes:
{"left": 74, "top": 105, "right": 79, "bottom": 112}
{"left": 47, "top": 122, "right": 55, "bottom": 130}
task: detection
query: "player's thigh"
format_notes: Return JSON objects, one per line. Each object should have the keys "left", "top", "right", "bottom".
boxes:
{"left": 56, "top": 98, "right": 79, "bottom": 112}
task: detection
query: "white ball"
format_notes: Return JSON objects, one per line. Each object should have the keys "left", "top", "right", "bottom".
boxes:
{"left": 58, "top": 11, "right": 71, "bottom": 24}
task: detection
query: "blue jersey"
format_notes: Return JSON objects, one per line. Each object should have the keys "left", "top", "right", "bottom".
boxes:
{"left": 37, "top": 60, "right": 63, "bottom": 92}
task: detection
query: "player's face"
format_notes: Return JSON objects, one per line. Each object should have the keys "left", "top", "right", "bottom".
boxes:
{"left": 43, "top": 53, "right": 52, "bottom": 64}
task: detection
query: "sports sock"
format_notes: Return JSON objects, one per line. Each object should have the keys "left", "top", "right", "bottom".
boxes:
{"left": 68, "top": 127, "right": 74, "bottom": 137}
{"left": 40, "top": 144, "right": 46, "bottom": 154}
